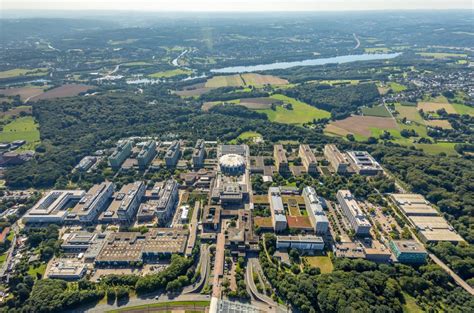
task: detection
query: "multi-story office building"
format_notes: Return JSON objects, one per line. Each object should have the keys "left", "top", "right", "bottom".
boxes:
{"left": 165, "top": 141, "right": 181, "bottom": 168}
{"left": 324, "top": 144, "right": 349, "bottom": 174}
{"left": 74, "top": 156, "right": 97, "bottom": 172}
{"left": 268, "top": 187, "right": 287, "bottom": 232}
{"left": 155, "top": 179, "right": 179, "bottom": 225}
{"left": 299, "top": 145, "right": 318, "bottom": 174}
{"left": 389, "top": 240, "right": 428, "bottom": 264}
{"left": 23, "top": 190, "right": 85, "bottom": 224}
{"left": 99, "top": 181, "right": 145, "bottom": 224}
{"left": 192, "top": 139, "right": 206, "bottom": 169}
{"left": 109, "top": 140, "right": 132, "bottom": 169}
{"left": 346, "top": 151, "right": 383, "bottom": 176}
{"left": 274, "top": 145, "right": 289, "bottom": 173}
{"left": 276, "top": 235, "right": 324, "bottom": 250}
{"left": 337, "top": 190, "right": 371, "bottom": 235}
{"left": 66, "top": 182, "right": 114, "bottom": 224}
{"left": 137, "top": 140, "right": 157, "bottom": 169}
{"left": 302, "top": 187, "right": 329, "bottom": 235}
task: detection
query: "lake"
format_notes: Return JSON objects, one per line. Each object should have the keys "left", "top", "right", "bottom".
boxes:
{"left": 210, "top": 53, "right": 402, "bottom": 73}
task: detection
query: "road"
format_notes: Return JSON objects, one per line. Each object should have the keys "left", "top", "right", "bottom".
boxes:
{"left": 0, "top": 224, "right": 18, "bottom": 280}
{"left": 352, "top": 33, "right": 360, "bottom": 50}
{"left": 183, "top": 244, "right": 210, "bottom": 294}
{"left": 429, "top": 254, "right": 474, "bottom": 296}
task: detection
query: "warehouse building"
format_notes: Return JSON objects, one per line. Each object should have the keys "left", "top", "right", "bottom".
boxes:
{"left": 109, "top": 140, "right": 132, "bottom": 169}
{"left": 99, "top": 181, "right": 145, "bottom": 224}
{"left": 389, "top": 240, "right": 427, "bottom": 264}
{"left": 324, "top": 144, "right": 349, "bottom": 174}
{"left": 268, "top": 187, "right": 287, "bottom": 232}
{"left": 276, "top": 235, "right": 324, "bottom": 250}
{"left": 66, "top": 182, "right": 114, "bottom": 224}
{"left": 23, "top": 190, "right": 85, "bottom": 224}
{"left": 299, "top": 144, "right": 318, "bottom": 174}
{"left": 337, "top": 190, "right": 371, "bottom": 235}
{"left": 192, "top": 139, "right": 206, "bottom": 169}
{"left": 273, "top": 145, "right": 289, "bottom": 173}
{"left": 346, "top": 151, "right": 383, "bottom": 176}
{"left": 391, "top": 194, "right": 439, "bottom": 216}
{"left": 165, "top": 140, "right": 181, "bottom": 168}
{"left": 137, "top": 140, "right": 157, "bottom": 169}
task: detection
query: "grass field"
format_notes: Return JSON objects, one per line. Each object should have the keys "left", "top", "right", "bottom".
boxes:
{"left": 0, "top": 85, "right": 46, "bottom": 101}
{"left": 418, "top": 52, "right": 467, "bottom": 59}
{"left": 230, "top": 131, "right": 262, "bottom": 144}
{"left": 259, "top": 94, "right": 330, "bottom": 125}
{"left": 402, "top": 292, "right": 424, "bottom": 313}
{"left": 303, "top": 256, "right": 334, "bottom": 274}
{"left": 395, "top": 103, "right": 425, "bottom": 124}
{"left": 451, "top": 103, "right": 474, "bottom": 116}
{"left": 107, "top": 300, "right": 210, "bottom": 312}
{"left": 0, "top": 106, "right": 32, "bottom": 119}
{"left": 425, "top": 119, "right": 452, "bottom": 129}
{"left": 148, "top": 68, "right": 193, "bottom": 78}
{"left": 0, "top": 68, "right": 48, "bottom": 79}
{"left": 417, "top": 102, "right": 457, "bottom": 114}
{"left": 361, "top": 105, "right": 392, "bottom": 117}
{"left": 0, "top": 116, "right": 40, "bottom": 148}
{"left": 388, "top": 82, "right": 407, "bottom": 93}
{"left": 365, "top": 47, "right": 390, "bottom": 53}
{"left": 123, "top": 61, "right": 152, "bottom": 67}
{"left": 0, "top": 253, "right": 7, "bottom": 266}
{"left": 28, "top": 263, "right": 47, "bottom": 277}
{"left": 414, "top": 142, "right": 458, "bottom": 156}
{"left": 205, "top": 73, "right": 288, "bottom": 88}
{"left": 205, "top": 75, "right": 244, "bottom": 88}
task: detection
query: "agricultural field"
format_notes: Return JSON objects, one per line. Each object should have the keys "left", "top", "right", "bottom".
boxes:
{"left": 0, "top": 106, "right": 32, "bottom": 119}
{"left": 361, "top": 105, "right": 392, "bottom": 117}
{"left": 258, "top": 94, "right": 330, "bottom": 125}
{"left": 325, "top": 116, "right": 397, "bottom": 138}
{"left": 394, "top": 103, "right": 425, "bottom": 124}
{"left": 425, "top": 119, "right": 452, "bottom": 129}
{"left": 414, "top": 142, "right": 458, "bottom": 156}
{"left": 417, "top": 52, "right": 467, "bottom": 59}
{"left": 451, "top": 103, "right": 474, "bottom": 116}
{"left": 201, "top": 99, "right": 240, "bottom": 111}
{"left": 238, "top": 97, "right": 279, "bottom": 109}
{"left": 364, "top": 47, "right": 390, "bottom": 53}
{"left": 122, "top": 61, "right": 152, "bottom": 67}
{"left": 174, "top": 82, "right": 211, "bottom": 97}
{"left": 0, "top": 116, "right": 40, "bottom": 149}
{"left": 204, "top": 73, "right": 287, "bottom": 88}
{"left": 417, "top": 102, "right": 457, "bottom": 114}
{"left": 30, "top": 84, "right": 93, "bottom": 101}
{"left": 148, "top": 68, "right": 193, "bottom": 78}
{"left": 0, "top": 85, "right": 46, "bottom": 101}
{"left": 303, "top": 256, "right": 334, "bottom": 274}
{"left": 0, "top": 68, "right": 49, "bottom": 79}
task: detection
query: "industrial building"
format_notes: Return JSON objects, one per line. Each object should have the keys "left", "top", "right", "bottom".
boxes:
{"left": 273, "top": 145, "right": 289, "bottom": 173}
{"left": 324, "top": 144, "right": 349, "bottom": 174}
{"left": 346, "top": 151, "right": 383, "bottom": 176}
{"left": 47, "top": 259, "right": 87, "bottom": 280}
{"left": 137, "top": 140, "right": 157, "bottom": 169}
{"left": 299, "top": 145, "right": 318, "bottom": 174}
{"left": 109, "top": 140, "right": 132, "bottom": 169}
{"left": 66, "top": 182, "right": 114, "bottom": 224}
{"left": 276, "top": 235, "right": 325, "bottom": 250}
{"left": 192, "top": 139, "right": 206, "bottom": 169}
{"left": 336, "top": 190, "right": 371, "bottom": 235}
{"left": 389, "top": 240, "right": 427, "bottom": 264}
{"left": 164, "top": 140, "right": 181, "bottom": 168}
{"left": 99, "top": 181, "right": 145, "bottom": 224}
{"left": 219, "top": 154, "right": 246, "bottom": 176}
{"left": 302, "top": 187, "right": 329, "bottom": 235}
{"left": 23, "top": 190, "right": 85, "bottom": 224}
{"left": 391, "top": 193, "right": 464, "bottom": 243}
{"left": 268, "top": 187, "right": 287, "bottom": 232}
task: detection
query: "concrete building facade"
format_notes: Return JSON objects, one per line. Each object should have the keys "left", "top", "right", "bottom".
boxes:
{"left": 337, "top": 190, "right": 371, "bottom": 235}
{"left": 109, "top": 141, "right": 132, "bottom": 169}
{"left": 165, "top": 141, "right": 181, "bottom": 168}
{"left": 324, "top": 144, "right": 349, "bottom": 174}
{"left": 268, "top": 187, "right": 287, "bottom": 232}
{"left": 274, "top": 145, "right": 289, "bottom": 173}
{"left": 299, "top": 144, "right": 318, "bottom": 174}
{"left": 137, "top": 140, "right": 157, "bottom": 169}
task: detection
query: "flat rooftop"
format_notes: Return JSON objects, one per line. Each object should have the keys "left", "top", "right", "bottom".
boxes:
{"left": 410, "top": 216, "right": 452, "bottom": 230}
{"left": 391, "top": 193, "right": 429, "bottom": 205}
{"left": 419, "top": 229, "right": 464, "bottom": 243}
{"left": 391, "top": 240, "right": 427, "bottom": 253}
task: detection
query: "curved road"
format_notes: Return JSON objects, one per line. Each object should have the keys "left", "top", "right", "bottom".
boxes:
{"left": 183, "top": 244, "right": 210, "bottom": 294}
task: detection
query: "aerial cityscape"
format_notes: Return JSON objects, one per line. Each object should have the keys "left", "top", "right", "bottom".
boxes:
{"left": 0, "top": 2, "right": 472, "bottom": 313}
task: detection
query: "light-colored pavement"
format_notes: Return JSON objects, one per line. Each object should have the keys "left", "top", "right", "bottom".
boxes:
{"left": 183, "top": 244, "right": 209, "bottom": 294}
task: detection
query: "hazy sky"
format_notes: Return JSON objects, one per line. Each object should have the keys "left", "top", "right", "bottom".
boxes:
{"left": 2, "top": 0, "right": 472, "bottom": 11}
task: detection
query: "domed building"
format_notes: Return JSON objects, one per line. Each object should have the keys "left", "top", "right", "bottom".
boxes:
{"left": 219, "top": 154, "right": 246, "bottom": 176}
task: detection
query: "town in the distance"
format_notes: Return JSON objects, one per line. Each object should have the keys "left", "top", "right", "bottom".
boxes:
{"left": 0, "top": 9, "right": 473, "bottom": 313}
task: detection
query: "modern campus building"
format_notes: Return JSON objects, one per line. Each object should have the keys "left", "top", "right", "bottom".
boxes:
{"left": 302, "top": 187, "right": 329, "bottom": 235}
{"left": 23, "top": 190, "right": 85, "bottom": 224}
{"left": 154, "top": 179, "right": 179, "bottom": 225}
{"left": 346, "top": 151, "right": 383, "bottom": 176}
{"left": 268, "top": 187, "right": 287, "bottom": 232}
{"left": 219, "top": 154, "right": 246, "bottom": 176}
{"left": 192, "top": 139, "right": 206, "bottom": 169}
{"left": 164, "top": 140, "right": 181, "bottom": 168}
{"left": 66, "top": 182, "right": 114, "bottom": 224}
{"left": 324, "top": 144, "right": 349, "bottom": 174}
{"left": 47, "top": 259, "right": 87, "bottom": 280}
{"left": 391, "top": 193, "right": 464, "bottom": 243}
{"left": 299, "top": 144, "right": 318, "bottom": 174}
{"left": 276, "top": 235, "right": 325, "bottom": 250}
{"left": 99, "top": 181, "right": 145, "bottom": 224}
{"left": 137, "top": 140, "right": 157, "bottom": 169}
{"left": 389, "top": 240, "right": 428, "bottom": 264}
{"left": 218, "top": 144, "right": 248, "bottom": 158}
{"left": 74, "top": 156, "right": 97, "bottom": 172}
{"left": 337, "top": 190, "right": 372, "bottom": 235}
{"left": 274, "top": 145, "right": 289, "bottom": 173}
{"left": 109, "top": 140, "right": 132, "bottom": 169}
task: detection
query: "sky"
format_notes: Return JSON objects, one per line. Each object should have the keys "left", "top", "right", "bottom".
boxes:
{"left": 2, "top": 0, "right": 472, "bottom": 12}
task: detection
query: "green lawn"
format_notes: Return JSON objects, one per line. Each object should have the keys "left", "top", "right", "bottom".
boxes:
{"left": 0, "top": 253, "right": 7, "bottom": 266}
{"left": 361, "top": 105, "right": 392, "bottom": 117}
{"left": 402, "top": 292, "right": 424, "bottom": 313}
{"left": 394, "top": 103, "right": 425, "bottom": 124}
{"left": 0, "top": 68, "right": 48, "bottom": 79}
{"left": 414, "top": 142, "right": 458, "bottom": 156}
{"left": 28, "top": 263, "right": 47, "bottom": 277}
{"left": 107, "top": 301, "right": 210, "bottom": 312}
{"left": 451, "top": 103, "right": 474, "bottom": 116}
{"left": 0, "top": 116, "right": 40, "bottom": 149}
{"left": 230, "top": 131, "right": 262, "bottom": 144}
{"left": 388, "top": 82, "right": 407, "bottom": 93}
{"left": 259, "top": 94, "right": 330, "bottom": 125}
{"left": 418, "top": 52, "right": 467, "bottom": 59}
{"left": 303, "top": 256, "right": 334, "bottom": 274}
{"left": 148, "top": 68, "right": 193, "bottom": 78}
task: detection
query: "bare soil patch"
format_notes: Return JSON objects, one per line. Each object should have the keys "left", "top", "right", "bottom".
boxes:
{"left": 30, "top": 84, "right": 93, "bottom": 101}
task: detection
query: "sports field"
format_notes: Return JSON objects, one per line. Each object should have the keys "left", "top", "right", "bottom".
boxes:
{"left": 361, "top": 105, "right": 391, "bottom": 117}
{"left": 0, "top": 116, "right": 40, "bottom": 149}
{"left": 259, "top": 94, "right": 330, "bottom": 125}
{"left": 148, "top": 68, "right": 192, "bottom": 78}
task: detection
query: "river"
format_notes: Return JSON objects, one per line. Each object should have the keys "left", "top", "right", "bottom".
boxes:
{"left": 210, "top": 53, "right": 401, "bottom": 73}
